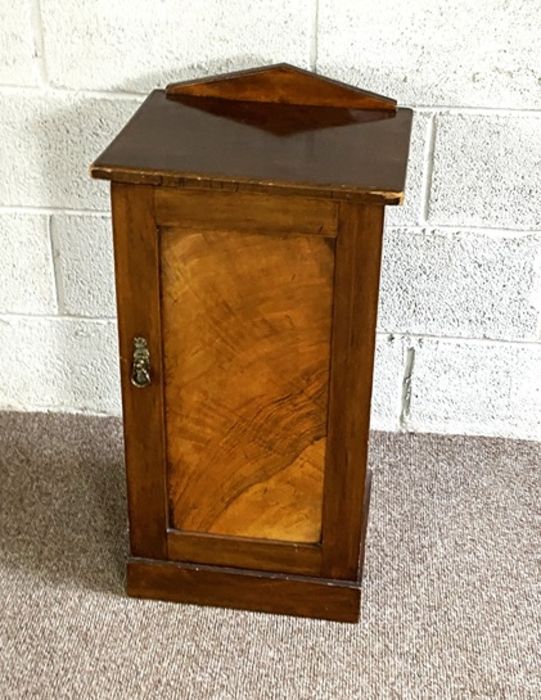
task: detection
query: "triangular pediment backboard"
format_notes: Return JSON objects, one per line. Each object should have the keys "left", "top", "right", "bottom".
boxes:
{"left": 166, "top": 63, "right": 396, "bottom": 111}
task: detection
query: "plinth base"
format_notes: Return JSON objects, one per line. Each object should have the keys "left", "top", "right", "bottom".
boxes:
{"left": 127, "top": 470, "right": 372, "bottom": 623}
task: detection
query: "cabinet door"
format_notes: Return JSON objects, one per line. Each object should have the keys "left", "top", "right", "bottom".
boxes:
{"left": 112, "top": 184, "right": 382, "bottom": 579}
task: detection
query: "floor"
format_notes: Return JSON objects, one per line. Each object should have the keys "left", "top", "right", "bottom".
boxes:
{"left": 0, "top": 411, "right": 539, "bottom": 699}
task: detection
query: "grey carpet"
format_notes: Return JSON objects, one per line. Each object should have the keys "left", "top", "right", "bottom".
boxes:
{"left": 0, "top": 411, "right": 539, "bottom": 699}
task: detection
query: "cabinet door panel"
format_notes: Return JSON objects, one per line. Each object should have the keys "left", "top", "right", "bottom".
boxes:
{"left": 160, "top": 226, "right": 334, "bottom": 544}
{"left": 112, "top": 184, "right": 381, "bottom": 580}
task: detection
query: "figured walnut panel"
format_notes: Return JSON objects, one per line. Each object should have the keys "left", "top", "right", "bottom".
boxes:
{"left": 160, "top": 227, "right": 334, "bottom": 543}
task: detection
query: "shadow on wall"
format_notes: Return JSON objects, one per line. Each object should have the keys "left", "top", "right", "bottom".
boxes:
{"left": 25, "top": 61, "right": 269, "bottom": 414}
{"left": 31, "top": 56, "right": 309, "bottom": 214}
{"left": 109, "top": 56, "right": 275, "bottom": 93}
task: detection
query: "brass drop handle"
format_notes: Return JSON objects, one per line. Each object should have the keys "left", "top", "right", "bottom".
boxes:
{"left": 131, "top": 336, "right": 151, "bottom": 388}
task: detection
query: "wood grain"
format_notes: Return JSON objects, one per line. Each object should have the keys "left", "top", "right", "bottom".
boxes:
{"left": 167, "top": 530, "right": 322, "bottom": 576}
{"left": 166, "top": 63, "right": 396, "bottom": 111}
{"left": 160, "top": 226, "right": 335, "bottom": 543}
{"left": 90, "top": 89, "right": 412, "bottom": 205}
{"left": 321, "top": 203, "right": 385, "bottom": 579}
{"left": 127, "top": 557, "right": 361, "bottom": 622}
{"left": 96, "top": 61, "right": 408, "bottom": 620}
{"left": 110, "top": 183, "right": 168, "bottom": 559}
{"left": 155, "top": 187, "right": 338, "bottom": 236}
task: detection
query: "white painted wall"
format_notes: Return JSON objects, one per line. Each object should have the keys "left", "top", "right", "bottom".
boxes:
{"left": 0, "top": 0, "right": 540, "bottom": 440}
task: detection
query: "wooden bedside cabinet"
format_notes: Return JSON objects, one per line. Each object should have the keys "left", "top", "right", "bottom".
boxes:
{"left": 91, "top": 64, "right": 412, "bottom": 622}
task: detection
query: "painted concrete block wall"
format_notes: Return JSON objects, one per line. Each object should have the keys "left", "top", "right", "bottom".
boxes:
{"left": 0, "top": 0, "right": 539, "bottom": 440}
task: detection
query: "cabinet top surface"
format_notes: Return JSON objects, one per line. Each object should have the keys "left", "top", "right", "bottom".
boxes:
{"left": 91, "top": 65, "right": 412, "bottom": 204}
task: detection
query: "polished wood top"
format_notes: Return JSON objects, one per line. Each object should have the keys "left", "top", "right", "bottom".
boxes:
{"left": 91, "top": 65, "right": 412, "bottom": 204}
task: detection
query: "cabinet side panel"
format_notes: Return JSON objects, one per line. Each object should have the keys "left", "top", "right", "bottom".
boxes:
{"left": 321, "top": 203, "right": 384, "bottom": 579}
{"left": 160, "top": 226, "right": 334, "bottom": 544}
{"left": 111, "top": 183, "right": 168, "bottom": 559}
